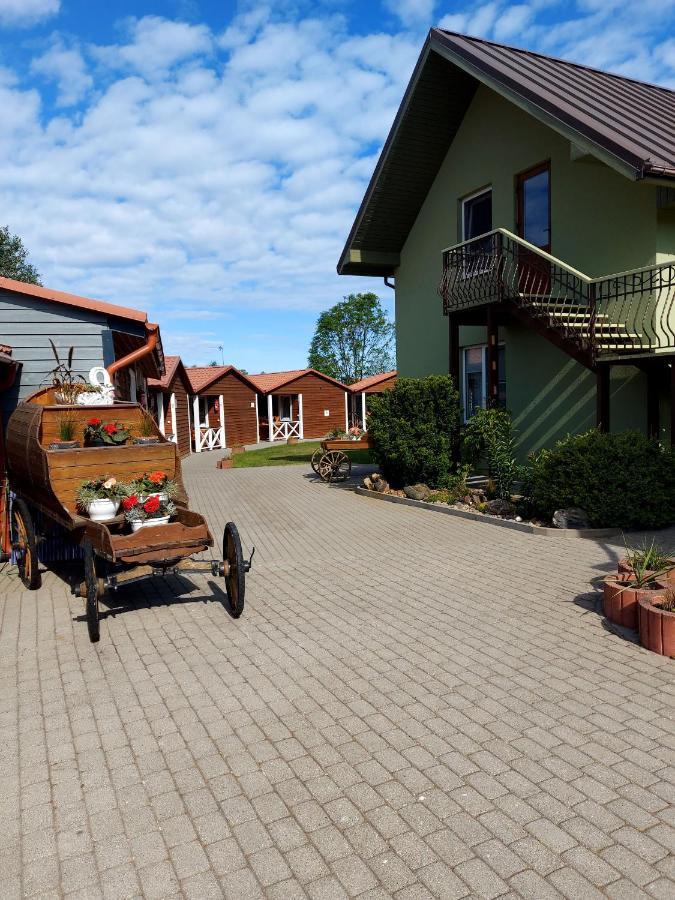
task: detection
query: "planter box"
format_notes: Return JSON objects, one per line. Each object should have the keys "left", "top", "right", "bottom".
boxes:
{"left": 217, "top": 458, "right": 234, "bottom": 469}
{"left": 638, "top": 594, "right": 675, "bottom": 657}
{"left": 603, "top": 575, "right": 668, "bottom": 631}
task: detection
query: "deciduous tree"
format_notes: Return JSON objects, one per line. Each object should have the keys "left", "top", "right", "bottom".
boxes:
{"left": 0, "top": 226, "right": 40, "bottom": 284}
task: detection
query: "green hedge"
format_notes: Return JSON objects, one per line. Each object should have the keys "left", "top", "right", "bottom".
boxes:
{"left": 367, "top": 375, "right": 461, "bottom": 488}
{"left": 531, "top": 430, "right": 675, "bottom": 529}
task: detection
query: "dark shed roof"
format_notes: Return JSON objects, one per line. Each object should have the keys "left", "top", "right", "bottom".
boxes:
{"left": 338, "top": 29, "right": 675, "bottom": 276}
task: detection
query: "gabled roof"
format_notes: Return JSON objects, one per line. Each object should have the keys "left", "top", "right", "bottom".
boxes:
{"left": 185, "top": 364, "right": 259, "bottom": 394}
{"left": 0, "top": 274, "right": 149, "bottom": 323}
{"left": 248, "top": 368, "right": 347, "bottom": 393}
{"left": 349, "top": 371, "right": 396, "bottom": 392}
{"left": 147, "top": 355, "right": 182, "bottom": 390}
{"left": 339, "top": 29, "right": 675, "bottom": 276}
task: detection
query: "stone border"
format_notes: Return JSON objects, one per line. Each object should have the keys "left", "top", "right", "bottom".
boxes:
{"left": 354, "top": 487, "right": 620, "bottom": 540}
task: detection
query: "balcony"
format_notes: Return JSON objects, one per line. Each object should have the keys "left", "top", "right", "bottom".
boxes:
{"left": 439, "top": 229, "right": 675, "bottom": 362}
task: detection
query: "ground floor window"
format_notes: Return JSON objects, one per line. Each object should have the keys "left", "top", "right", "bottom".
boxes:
{"left": 462, "top": 344, "right": 505, "bottom": 420}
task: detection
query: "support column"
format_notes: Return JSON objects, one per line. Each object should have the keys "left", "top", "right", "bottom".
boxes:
{"left": 186, "top": 393, "right": 192, "bottom": 453}
{"left": 169, "top": 393, "right": 177, "bottom": 443}
{"left": 298, "top": 393, "right": 304, "bottom": 439}
{"left": 267, "top": 394, "right": 274, "bottom": 441}
{"left": 158, "top": 393, "right": 166, "bottom": 435}
{"left": 193, "top": 395, "right": 201, "bottom": 451}
{"left": 219, "top": 394, "right": 226, "bottom": 448}
{"left": 671, "top": 361, "right": 675, "bottom": 447}
{"left": 448, "top": 314, "right": 460, "bottom": 389}
{"left": 361, "top": 392, "right": 367, "bottom": 430}
{"left": 596, "top": 365, "right": 610, "bottom": 433}
{"left": 344, "top": 392, "right": 349, "bottom": 432}
{"left": 487, "top": 305, "right": 499, "bottom": 407}
{"left": 647, "top": 366, "right": 660, "bottom": 441}
{"left": 254, "top": 396, "right": 260, "bottom": 444}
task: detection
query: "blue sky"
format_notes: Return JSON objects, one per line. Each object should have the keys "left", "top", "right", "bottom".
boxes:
{"left": 1, "top": 1, "right": 675, "bottom": 371}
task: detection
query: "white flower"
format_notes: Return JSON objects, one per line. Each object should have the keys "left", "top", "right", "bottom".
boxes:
{"left": 103, "top": 477, "right": 117, "bottom": 489}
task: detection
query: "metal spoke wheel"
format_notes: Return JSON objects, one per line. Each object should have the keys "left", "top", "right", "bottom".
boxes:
{"left": 318, "top": 450, "right": 352, "bottom": 483}
{"left": 83, "top": 540, "right": 103, "bottom": 643}
{"left": 310, "top": 448, "right": 323, "bottom": 474}
{"left": 11, "top": 498, "right": 41, "bottom": 590}
{"left": 223, "top": 522, "right": 245, "bottom": 618}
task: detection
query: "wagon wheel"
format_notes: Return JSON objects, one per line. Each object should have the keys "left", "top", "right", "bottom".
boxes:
{"left": 318, "top": 450, "right": 352, "bottom": 483}
{"left": 223, "top": 522, "right": 245, "bottom": 618}
{"left": 11, "top": 498, "right": 41, "bottom": 590}
{"left": 83, "top": 540, "right": 103, "bottom": 643}
{"left": 310, "top": 448, "right": 323, "bottom": 474}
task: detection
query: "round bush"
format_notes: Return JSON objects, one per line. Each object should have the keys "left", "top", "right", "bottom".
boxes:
{"left": 531, "top": 430, "right": 675, "bottom": 529}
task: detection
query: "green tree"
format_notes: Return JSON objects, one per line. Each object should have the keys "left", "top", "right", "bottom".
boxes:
{"left": 0, "top": 226, "right": 41, "bottom": 284}
{"left": 308, "top": 292, "right": 394, "bottom": 383}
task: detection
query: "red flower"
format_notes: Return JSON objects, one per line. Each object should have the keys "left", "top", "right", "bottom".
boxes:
{"left": 103, "top": 423, "right": 117, "bottom": 435}
{"left": 87, "top": 417, "right": 101, "bottom": 427}
{"left": 148, "top": 470, "right": 166, "bottom": 484}
{"left": 122, "top": 495, "right": 138, "bottom": 510}
{"left": 143, "top": 495, "right": 160, "bottom": 514}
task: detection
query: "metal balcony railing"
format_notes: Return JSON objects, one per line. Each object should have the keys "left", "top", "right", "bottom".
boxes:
{"left": 439, "top": 229, "right": 675, "bottom": 361}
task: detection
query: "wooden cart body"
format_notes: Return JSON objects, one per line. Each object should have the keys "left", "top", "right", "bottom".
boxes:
{"left": 6, "top": 392, "right": 213, "bottom": 566}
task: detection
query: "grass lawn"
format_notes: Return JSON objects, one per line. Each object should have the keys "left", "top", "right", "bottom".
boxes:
{"left": 233, "top": 440, "right": 373, "bottom": 468}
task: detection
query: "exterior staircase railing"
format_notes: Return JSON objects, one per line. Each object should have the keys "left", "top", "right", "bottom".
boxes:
{"left": 439, "top": 229, "right": 675, "bottom": 362}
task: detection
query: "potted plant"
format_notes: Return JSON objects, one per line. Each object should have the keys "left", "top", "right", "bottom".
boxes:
{"left": 638, "top": 588, "right": 675, "bottom": 657}
{"left": 603, "top": 557, "right": 672, "bottom": 630}
{"left": 133, "top": 411, "right": 160, "bottom": 445}
{"left": 122, "top": 493, "right": 176, "bottom": 532}
{"left": 76, "top": 477, "right": 127, "bottom": 522}
{"left": 84, "top": 418, "right": 131, "bottom": 447}
{"left": 348, "top": 425, "right": 364, "bottom": 441}
{"left": 618, "top": 539, "right": 673, "bottom": 578}
{"left": 128, "top": 471, "right": 178, "bottom": 503}
{"left": 43, "top": 340, "right": 88, "bottom": 404}
{"left": 49, "top": 413, "right": 80, "bottom": 450}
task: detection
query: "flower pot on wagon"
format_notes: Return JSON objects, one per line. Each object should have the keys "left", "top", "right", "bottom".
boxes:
{"left": 131, "top": 515, "right": 170, "bottom": 532}
{"left": 86, "top": 498, "right": 121, "bottom": 522}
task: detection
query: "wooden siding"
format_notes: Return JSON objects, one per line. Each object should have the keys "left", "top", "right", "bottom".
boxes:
{"left": 161, "top": 366, "right": 191, "bottom": 458}
{"left": 273, "top": 373, "right": 347, "bottom": 438}
{"left": 364, "top": 375, "right": 397, "bottom": 394}
{"left": 196, "top": 370, "right": 258, "bottom": 448}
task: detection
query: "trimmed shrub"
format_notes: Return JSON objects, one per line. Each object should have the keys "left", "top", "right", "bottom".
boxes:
{"left": 462, "top": 407, "right": 526, "bottom": 500}
{"left": 367, "top": 375, "right": 461, "bottom": 488}
{"left": 531, "top": 430, "right": 675, "bottom": 529}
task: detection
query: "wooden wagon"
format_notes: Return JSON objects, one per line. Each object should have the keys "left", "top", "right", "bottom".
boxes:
{"left": 310, "top": 433, "right": 374, "bottom": 482}
{"left": 5, "top": 390, "right": 253, "bottom": 643}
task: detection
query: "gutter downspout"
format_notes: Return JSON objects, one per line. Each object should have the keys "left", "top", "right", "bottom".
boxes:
{"left": 107, "top": 323, "right": 159, "bottom": 383}
{"left": 384, "top": 277, "right": 395, "bottom": 290}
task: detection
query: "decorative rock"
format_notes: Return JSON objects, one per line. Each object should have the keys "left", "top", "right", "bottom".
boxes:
{"left": 373, "top": 477, "right": 390, "bottom": 493}
{"left": 552, "top": 508, "right": 589, "bottom": 529}
{"left": 485, "top": 498, "right": 517, "bottom": 517}
{"left": 362, "top": 476, "right": 373, "bottom": 491}
{"left": 403, "top": 483, "right": 431, "bottom": 501}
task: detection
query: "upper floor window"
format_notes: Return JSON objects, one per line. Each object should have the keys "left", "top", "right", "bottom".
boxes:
{"left": 462, "top": 188, "right": 492, "bottom": 241}
{"left": 517, "top": 163, "right": 550, "bottom": 251}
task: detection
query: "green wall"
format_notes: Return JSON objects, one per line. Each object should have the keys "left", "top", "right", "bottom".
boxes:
{"left": 395, "top": 83, "right": 669, "bottom": 456}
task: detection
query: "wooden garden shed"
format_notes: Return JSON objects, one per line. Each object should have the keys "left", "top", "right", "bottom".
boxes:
{"left": 349, "top": 371, "right": 396, "bottom": 429}
{"left": 147, "top": 356, "right": 192, "bottom": 457}
{"left": 249, "top": 369, "right": 348, "bottom": 441}
{"left": 186, "top": 366, "right": 260, "bottom": 452}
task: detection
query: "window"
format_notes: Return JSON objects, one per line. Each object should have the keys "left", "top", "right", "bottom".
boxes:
{"left": 517, "top": 163, "right": 550, "bottom": 250}
{"left": 279, "top": 396, "right": 292, "bottom": 420}
{"left": 462, "top": 188, "right": 492, "bottom": 241}
{"left": 462, "top": 344, "right": 506, "bottom": 421}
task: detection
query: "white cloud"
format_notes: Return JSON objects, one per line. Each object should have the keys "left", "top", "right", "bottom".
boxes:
{"left": 0, "top": 0, "right": 59, "bottom": 27}
{"left": 31, "top": 39, "right": 92, "bottom": 106}
{"left": 383, "top": 0, "right": 436, "bottom": 27}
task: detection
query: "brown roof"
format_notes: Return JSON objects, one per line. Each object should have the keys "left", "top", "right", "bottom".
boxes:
{"left": 338, "top": 29, "right": 675, "bottom": 276}
{"left": 248, "top": 369, "right": 347, "bottom": 393}
{"left": 147, "top": 355, "right": 181, "bottom": 390}
{"left": 349, "top": 371, "right": 396, "bottom": 392}
{"left": 185, "top": 365, "right": 259, "bottom": 394}
{"left": 0, "top": 275, "right": 148, "bottom": 323}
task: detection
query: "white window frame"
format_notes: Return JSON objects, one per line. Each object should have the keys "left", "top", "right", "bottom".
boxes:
{"left": 461, "top": 342, "right": 505, "bottom": 423}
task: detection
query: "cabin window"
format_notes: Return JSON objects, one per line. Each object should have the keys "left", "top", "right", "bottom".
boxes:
{"left": 461, "top": 188, "right": 492, "bottom": 241}
{"left": 279, "top": 396, "right": 292, "bottom": 420}
{"left": 516, "top": 163, "right": 550, "bottom": 251}
{"left": 462, "top": 344, "right": 506, "bottom": 421}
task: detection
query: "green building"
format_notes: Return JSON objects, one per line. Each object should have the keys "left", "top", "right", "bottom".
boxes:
{"left": 338, "top": 29, "right": 675, "bottom": 458}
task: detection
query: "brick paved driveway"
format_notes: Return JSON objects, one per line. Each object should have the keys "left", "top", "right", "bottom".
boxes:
{"left": 1, "top": 452, "right": 674, "bottom": 899}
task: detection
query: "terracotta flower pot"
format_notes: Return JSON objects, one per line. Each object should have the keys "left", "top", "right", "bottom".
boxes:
{"left": 603, "top": 574, "right": 667, "bottom": 631}
{"left": 638, "top": 593, "right": 675, "bottom": 657}
{"left": 217, "top": 458, "right": 234, "bottom": 469}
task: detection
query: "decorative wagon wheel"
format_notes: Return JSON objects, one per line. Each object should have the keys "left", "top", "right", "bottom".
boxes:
{"left": 223, "top": 522, "right": 245, "bottom": 618}
{"left": 83, "top": 540, "right": 104, "bottom": 643}
{"left": 318, "top": 450, "right": 352, "bottom": 483}
{"left": 310, "top": 448, "right": 323, "bottom": 474}
{"left": 11, "top": 498, "right": 41, "bottom": 590}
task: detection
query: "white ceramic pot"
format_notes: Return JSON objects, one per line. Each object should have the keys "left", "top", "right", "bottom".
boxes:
{"left": 138, "top": 492, "right": 168, "bottom": 503}
{"left": 87, "top": 498, "right": 120, "bottom": 522}
{"left": 131, "top": 515, "right": 170, "bottom": 532}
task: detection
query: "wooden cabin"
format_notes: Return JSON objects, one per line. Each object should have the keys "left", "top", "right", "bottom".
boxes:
{"left": 0, "top": 275, "right": 164, "bottom": 422}
{"left": 348, "top": 371, "right": 396, "bottom": 429}
{"left": 147, "top": 356, "right": 192, "bottom": 458}
{"left": 248, "top": 369, "right": 348, "bottom": 441}
{"left": 186, "top": 366, "right": 259, "bottom": 452}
